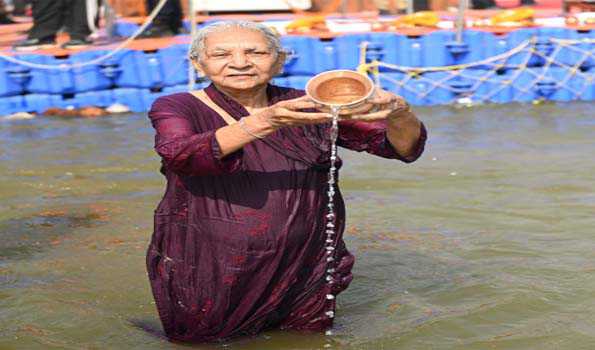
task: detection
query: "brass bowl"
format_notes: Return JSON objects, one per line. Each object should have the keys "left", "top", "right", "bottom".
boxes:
{"left": 306, "top": 70, "right": 375, "bottom": 115}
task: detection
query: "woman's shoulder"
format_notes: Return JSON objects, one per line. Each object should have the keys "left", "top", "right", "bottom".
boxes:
{"left": 151, "top": 92, "right": 194, "bottom": 108}
{"left": 149, "top": 92, "right": 197, "bottom": 115}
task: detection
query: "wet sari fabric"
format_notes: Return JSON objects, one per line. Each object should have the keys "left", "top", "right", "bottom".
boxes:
{"left": 146, "top": 83, "right": 427, "bottom": 342}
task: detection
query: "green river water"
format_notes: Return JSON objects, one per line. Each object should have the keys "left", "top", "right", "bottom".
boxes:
{"left": 1, "top": 102, "right": 594, "bottom": 350}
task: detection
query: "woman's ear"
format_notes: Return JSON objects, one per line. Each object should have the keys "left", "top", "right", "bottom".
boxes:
{"left": 273, "top": 51, "right": 287, "bottom": 76}
{"left": 191, "top": 60, "right": 205, "bottom": 77}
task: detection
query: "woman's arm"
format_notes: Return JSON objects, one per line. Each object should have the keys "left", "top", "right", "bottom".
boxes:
{"left": 337, "top": 90, "right": 426, "bottom": 163}
{"left": 215, "top": 95, "right": 332, "bottom": 157}
{"left": 149, "top": 96, "right": 245, "bottom": 176}
{"left": 386, "top": 109, "right": 424, "bottom": 162}
{"left": 150, "top": 95, "right": 332, "bottom": 176}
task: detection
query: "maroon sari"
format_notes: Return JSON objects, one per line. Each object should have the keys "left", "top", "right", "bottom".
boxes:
{"left": 146, "top": 83, "right": 427, "bottom": 342}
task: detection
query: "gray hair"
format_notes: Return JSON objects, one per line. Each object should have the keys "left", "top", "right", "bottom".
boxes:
{"left": 188, "top": 20, "right": 285, "bottom": 64}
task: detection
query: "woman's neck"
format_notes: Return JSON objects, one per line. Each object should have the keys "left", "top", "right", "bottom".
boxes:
{"left": 214, "top": 83, "right": 269, "bottom": 110}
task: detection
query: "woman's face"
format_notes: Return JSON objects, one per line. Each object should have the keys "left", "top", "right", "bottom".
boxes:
{"left": 195, "top": 28, "right": 282, "bottom": 92}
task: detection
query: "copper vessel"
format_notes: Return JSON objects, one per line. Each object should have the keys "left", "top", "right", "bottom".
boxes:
{"left": 306, "top": 70, "right": 375, "bottom": 114}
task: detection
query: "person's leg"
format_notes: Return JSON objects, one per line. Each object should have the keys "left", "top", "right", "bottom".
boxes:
{"left": 0, "top": 0, "right": 15, "bottom": 24}
{"left": 142, "top": 0, "right": 182, "bottom": 37}
{"left": 26, "top": 0, "right": 66, "bottom": 41}
{"left": 66, "top": 0, "right": 92, "bottom": 41}
{"left": 278, "top": 287, "right": 334, "bottom": 332}
{"left": 162, "top": 0, "right": 183, "bottom": 34}
{"left": 13, "top": 0, "right": 30, "bottom": 16}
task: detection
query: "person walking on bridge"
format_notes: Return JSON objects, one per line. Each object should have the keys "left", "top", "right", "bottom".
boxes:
{"left": 13, "top": 0, "right": 99, "bottom": 51}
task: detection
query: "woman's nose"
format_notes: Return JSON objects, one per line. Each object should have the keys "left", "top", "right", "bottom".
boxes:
{"left": 229, "top": 52, "right": 250, "bottom": 68}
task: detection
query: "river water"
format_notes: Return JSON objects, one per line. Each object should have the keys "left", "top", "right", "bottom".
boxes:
{"left": 1, "top": 102, "right": 594, "bottom": 349}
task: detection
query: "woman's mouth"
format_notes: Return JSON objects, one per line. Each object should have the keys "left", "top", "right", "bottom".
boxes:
{"left": 228, "top": 74, "right": 255, "bottom": 78}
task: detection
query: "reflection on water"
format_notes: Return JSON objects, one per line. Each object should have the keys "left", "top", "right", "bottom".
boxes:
{"left": 1, "top": 103, "right": 594, "bottom": 349}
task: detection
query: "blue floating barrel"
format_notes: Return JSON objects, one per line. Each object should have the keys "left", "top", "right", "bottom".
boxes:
{"left": 463, "top": 69, "right": 514, "bottom": 104}
{"left": 158, "top": 44, "right": 191, "bottom": 87}
{"left": 282, "top": 36, "right": 336, "bottom": 75}
{"left": 282, "top": 36, "right": 313, "bottom": 74}
{"left": 0, "top": 59, "right": 26, "bottom": 97}
{"left": 400, "top": 35, "right": 424, "bottom": 67}
{"left": 504, "top": 28, "right": 538, "bottom": 68}
{"left": 460, "top": 31, "right": 509, "bottom": 69}
{"left": 0, "top": 95, "right": 25, "bottom": 115}
{"left": 113, "top": 88, "right": 149, "bottom": 112}
{"left": 18, "top": 54, "right": 75, "bottom": 94}
{"left": 378, "top": 72, "right": 406, "bottom": 95}
{"left": 313, "top": 39, "right": 337, "bottom": 74}
{"left": 281, "top": 36, "right": 311, "bottom": 74}
{"left": 334, "top": 34, "right": 367, "bottom": 70}
{"left": 23, "top": 94, "right": 64, "bottom": 113}
{"left": 537, "top": 28, "right": 584, "bottom": 69}
{"left": 422, "top": 31, "right": 456, "bottom": 67}
{"left": 543, "top": 67, "right": 576, "bottom": 102}
{"left": 112, "top": 49, "right": 164, "bottom": 89}
{"left": 400, "top": 73, "right": 430, "bottom": 106}
{"left": 366, "top": 32, "right": 408, "bottom": 69}
{"left": 70, "top": 50, "right": 114, "bottom": 92}
{"left": 68, "top": 90, "right": 114, "bottom": 108}
{"left": 577, "top": 67, "right": 594, "bottom": 101}
{"left": 398, "top": 72, "right": 453, "bottom": 105}
{"left": 427, "top": 71, "right": 462, "bottom": 104}
{"left": 510, "top": 68, "right": 539, "bottom": 102}
{"left": 162, "top": 85, "right": 188, "bottom": 94}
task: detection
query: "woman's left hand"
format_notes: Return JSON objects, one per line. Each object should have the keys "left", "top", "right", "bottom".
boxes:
{"left": 343, "top": 88, "right": 411, "bottom": 122}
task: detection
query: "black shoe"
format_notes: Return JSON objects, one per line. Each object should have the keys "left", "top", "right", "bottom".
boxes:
{"left": 139, "top": 25, "right": 175, "bottom": 38}
{"left": 62, "top": 38, "right": 92, "bottom": 50}
{"left": 13, "top": 37, "right": 56, "bottom": 51}
{"left": 0, "top": 15, "right": 16, "bottom": 24}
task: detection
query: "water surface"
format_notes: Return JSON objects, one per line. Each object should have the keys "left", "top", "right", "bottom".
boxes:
{"left": 1, "top": 102, "right": 594, "bottom": 349}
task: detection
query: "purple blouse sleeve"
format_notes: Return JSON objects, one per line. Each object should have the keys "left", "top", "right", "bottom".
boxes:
{"left": 337, "top": 119, "right": 427, "bottom": 163}
{"left": 148, "top": 96, "right": 243, "bottom": 176}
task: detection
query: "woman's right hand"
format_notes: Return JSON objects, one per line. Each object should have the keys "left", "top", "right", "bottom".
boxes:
{"left": 250, "top": 95, "right": 333, "bottom": 129}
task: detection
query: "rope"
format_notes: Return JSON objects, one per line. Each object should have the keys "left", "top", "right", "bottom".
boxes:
{"left": 359, "top": 36, "right": 594, "bottom": 105}
{"left": 358, "top": 38, "right": 534, "bottom": 73}
{"left": 0, "top": 0, "right": 169, "bottom": 70}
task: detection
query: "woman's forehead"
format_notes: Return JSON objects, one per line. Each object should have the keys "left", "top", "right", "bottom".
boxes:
{"left": 205, "top": 29, "right": 268, "bottom": 49}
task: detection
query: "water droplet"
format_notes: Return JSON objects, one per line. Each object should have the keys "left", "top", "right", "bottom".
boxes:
{"left": 325, "top": 330, "right": 333, "bottom": 336}
{"left": 326, "top": 294, "right": 335, "bottom": 300}
{"left": 325, "top": 311, "right": 335, "bottom": 318}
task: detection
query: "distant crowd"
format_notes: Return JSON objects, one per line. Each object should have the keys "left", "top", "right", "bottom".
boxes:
{"left": 1, "top": 0, "right": 182, "bottom": 51}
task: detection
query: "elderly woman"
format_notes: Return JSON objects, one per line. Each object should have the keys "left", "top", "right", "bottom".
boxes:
{"left": 146, "top": 20, "right": 427, "bottom": 342}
